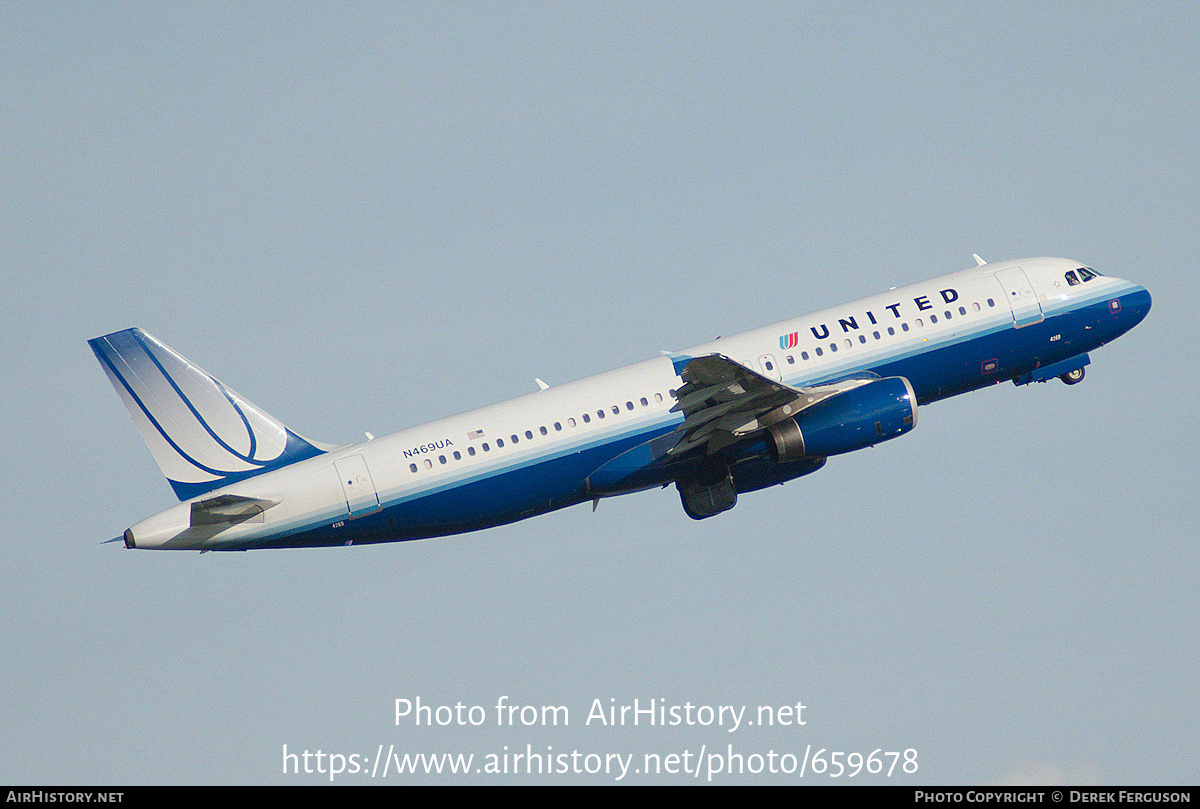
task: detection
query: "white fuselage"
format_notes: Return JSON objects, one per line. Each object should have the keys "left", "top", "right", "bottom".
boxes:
{"left": 112, "top": 257, "right": 1149, "bottom": 550}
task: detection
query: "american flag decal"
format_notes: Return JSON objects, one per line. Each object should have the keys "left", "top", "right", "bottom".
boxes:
{"left": 467, "top": 429, "right": 485, "bottom": 440}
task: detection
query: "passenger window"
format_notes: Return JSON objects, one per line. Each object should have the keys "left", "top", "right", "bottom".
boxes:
{"left": 497, "top": 438, "right": 504, "bottom": 447}
{"left": 468, "top": 446, "right": 476, "bottom": 456}
{"left": 453, "top": 451, "right": 461, "bottom": 460}
{"left": 640, "top": 397, "right": 649, "bottom": 406}
{"left": 539, "top": 426, "right": 547, "bottom": 435}
{"left": 526, "top": 430, "right": 534, "bottom": 439}
{"left": 410, "top": 463, "right": 418, "bottom": 473}
{"left": 801, "top": 351, "right": 810, "bottom": 360}
{"left": 582, "top": 414, "right": 591, "bottom": 423}
{"left": 439, "top": 455, "right": 446, "bottom": 464}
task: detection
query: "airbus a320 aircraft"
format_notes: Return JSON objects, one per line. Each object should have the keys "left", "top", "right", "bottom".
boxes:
{"left": 91, "top": 256, "right": 1150, "bottom": 551}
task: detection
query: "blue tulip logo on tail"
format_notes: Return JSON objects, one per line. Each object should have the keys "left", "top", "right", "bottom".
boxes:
{"left": 89, "top": 328, "right": 327, "bottom": 500}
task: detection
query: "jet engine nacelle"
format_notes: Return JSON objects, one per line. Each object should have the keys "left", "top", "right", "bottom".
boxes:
{"left": 766, "top": 376, "right": 917, "bottom": 462}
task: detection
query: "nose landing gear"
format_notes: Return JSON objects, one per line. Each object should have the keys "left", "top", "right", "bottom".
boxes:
{"left": 1060, "top": 367, "right": 1086, "bottom": 385}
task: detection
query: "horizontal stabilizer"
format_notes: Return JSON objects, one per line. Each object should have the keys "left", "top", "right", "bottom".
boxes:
{"left": 190, "top": 494, "right": 279, "bottom": 526}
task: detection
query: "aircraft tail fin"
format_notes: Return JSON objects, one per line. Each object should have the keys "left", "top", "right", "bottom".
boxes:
{"left": 89, "top": 328, "right": 332, "bottom": 500}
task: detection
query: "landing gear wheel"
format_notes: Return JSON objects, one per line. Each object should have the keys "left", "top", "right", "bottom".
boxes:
{"left": 1060, "top": 367, "right": 1085, "bottom": 385}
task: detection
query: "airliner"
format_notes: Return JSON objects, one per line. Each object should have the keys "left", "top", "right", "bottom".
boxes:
{"left": 91, "top": 256, "right": 1150, "bottom": 551}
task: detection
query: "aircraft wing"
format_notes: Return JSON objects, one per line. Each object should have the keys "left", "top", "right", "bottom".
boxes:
{"left": 668, "top": 354, "right": 878, "bottom": 456}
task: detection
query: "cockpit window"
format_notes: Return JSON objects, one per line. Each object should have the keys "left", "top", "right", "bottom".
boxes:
{"left": 1078, "top": 267, "right": 1099, "bottom": 281}
{"left": 1065, "top": 270, "right": 1080, "bottom": 286}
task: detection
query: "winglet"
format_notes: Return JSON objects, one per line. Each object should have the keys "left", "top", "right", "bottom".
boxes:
{"left": 190, "top": 494, "right": 280, "bottom": 526}
{"left": 973, "top": 254, "right": 987, "bottom": 266}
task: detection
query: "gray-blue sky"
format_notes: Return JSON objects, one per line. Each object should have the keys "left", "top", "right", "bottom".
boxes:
{"left": 2, "top": 1, "right": 1196, "bottom": 784}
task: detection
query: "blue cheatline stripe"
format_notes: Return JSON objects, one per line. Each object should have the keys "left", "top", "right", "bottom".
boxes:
{"left": 214, "top": 283, "right": 1152, "bottom": 548}
{"left": 776, "top": 282, "right": 1143, "bottom": 398}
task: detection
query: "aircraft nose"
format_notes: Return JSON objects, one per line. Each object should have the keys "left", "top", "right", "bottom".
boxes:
{"left": 1127, "top": 284, "right": 1152, "bottom": 326}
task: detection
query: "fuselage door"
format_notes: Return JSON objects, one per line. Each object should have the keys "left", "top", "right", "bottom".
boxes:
{"left": 994, "top": 267, "right": 1045, "bottom": 328}
{"left": 334, "top": 454, "right": 380, "bottom": 517}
